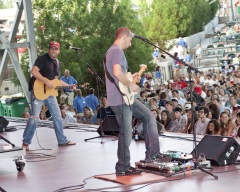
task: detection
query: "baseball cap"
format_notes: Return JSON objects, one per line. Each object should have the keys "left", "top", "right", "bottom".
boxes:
{"left": 172, "top": 83, "right": 178, "bottom": 87}
{"left": 49, "top": 41, "right": 60, "bottom": 49}
{"left": 174, "top": 107, "right": 182, "bottom": 113}
{"left": 171, "top": 98, "right": 178, "bottom": 102}
{"left": 185, "top": 103, "right": 192, "bottom": 110}
{"left": 194, "top": 86, "right": 202, "bottom": 95}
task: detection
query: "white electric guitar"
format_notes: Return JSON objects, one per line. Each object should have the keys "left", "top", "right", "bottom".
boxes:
{"left": 119, "top": 64, "right": 147, "bottom": 105}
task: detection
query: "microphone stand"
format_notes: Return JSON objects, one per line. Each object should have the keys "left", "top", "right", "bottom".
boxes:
{"left": 134, "top": 36, "right": 218, "bottom": 179}
{"left": 70, "top": 47, "right": 115, "bottom": 143}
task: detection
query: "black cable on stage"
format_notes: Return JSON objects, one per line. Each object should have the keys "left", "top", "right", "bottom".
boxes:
{"left": 53, "top": 176, "right": 93, "bottom": 192}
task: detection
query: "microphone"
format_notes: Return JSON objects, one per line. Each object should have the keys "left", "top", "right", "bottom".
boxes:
{"left": 131, "top": 33, "right": 148, "bottom": 41}
{"left": 69, "top": 46, "right": 81, "bottom": 50}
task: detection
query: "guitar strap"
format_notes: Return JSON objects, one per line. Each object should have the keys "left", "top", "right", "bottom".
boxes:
{"left": 103, "top": 53, "right": 125, "bottom": 96}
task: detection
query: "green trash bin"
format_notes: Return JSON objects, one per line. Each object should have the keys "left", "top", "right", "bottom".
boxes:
{"left": 0, "top": 100, "right": 4, "bottom": 116}
{"left": 0, "top": 96, "right": 11, "bottom": 116}
{"left": 238, "top": 6, "right": 240, "bottom": 14}
{"left": 5, "top": 97, "right": 28, "bottom": 117}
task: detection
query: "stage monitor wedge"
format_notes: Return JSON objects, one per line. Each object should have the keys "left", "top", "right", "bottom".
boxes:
{"left": 97, "top": 115, "right": 120, "bottom": 136}
{"left": 192, "top": 135, "right": 240, "bottom": 166}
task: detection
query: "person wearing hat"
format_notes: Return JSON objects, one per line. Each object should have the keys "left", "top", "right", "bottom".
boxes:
{"left": 22, "top": 41, "right": 76, "bottom": 150}
{"left": 171, "top": 98, "right": 178, "bottom": 109}
{"left": 168, "top": 107, "right": 187, "bottom": 133}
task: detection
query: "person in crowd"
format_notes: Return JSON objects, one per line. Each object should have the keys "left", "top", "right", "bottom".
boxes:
{"left": 194, "top": 107, "right": 210, "bottom": 135}
{"left": 159, "top": 91, "right": 168, "bottom": 107}
{"left": 155, "top": 66, "right": 162, "bottom": 85}
{"left": 79, "top": 106, "right": 97, "bottom": 124}
{"left": 183, "top": 104, "right": 199, "bottom": 134}
{"left": 39, "top": 110, "right": 48, "bottom": 120}
{"left": 234, "top": 112, "right": 240, "bottom": 137}
{"left": 207, "top": 109, "right": 213, "bottom": 119}
{"left": 219, "top": 111, "right": 236, "bottom": 136}
{"left": 171, "top": 98, "right": 178, "bottom": 109}
{"left": 85, "top": 88, "right": 99, "bottom": 114}
{"left": 151, "top": 108, "right": 163, "bottom": 133}
{"left": 184, "top": 51, "right": 191, "bottom": 64}
{"left": 60, "top": 69, "right": 77, "bottom": 112}
{"left": 195, "top": 44, "right": 202, "bottom": 59}
{"left": 96, "top": 94, "right": 115, "bottom": 124}
{"left": 208, "top": 103, "right": 220, "bottom": 119}
{"left": 22, "top": 41, "right": 76, "bottom": 150}
{"left": 206, "top": 119, "right": 221, "bottom": 135}
{"left": 168, "top": 107, "right": 187, "bottom": 133}
{"left": 73, "top": 89, "right": 86, "bottom": 116}
{"left": 177, "top": 37, "right": 188, "bottom": 49}
{"left": 165, "top": 101, "right": 174, "bottom": 118}
{"left": 22, "top": 111, "right": 30, "bottom": 118}
{"left": 137, "top": 90, "right": 148, "bottom": 105}
{"left": 152, "top": 48, "right": 160, "bottom": 63}
{"left": 104, "top": 27, "right": 169, "bottom": 176}
{"left": 172, "top": 90, "right": 187, "bottom": 106}
{"left": 60, "top": 106, "right": 77, "bottom": 123}
{"left": 160, "top": 110, "right": 173, "bottom": 131}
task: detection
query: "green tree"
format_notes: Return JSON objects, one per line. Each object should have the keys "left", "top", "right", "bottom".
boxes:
{"left": 13, "top": 0, "right": 152, "bottom": 95}
{"left": 139, "top": 0, "right": 219, "bottom": 48}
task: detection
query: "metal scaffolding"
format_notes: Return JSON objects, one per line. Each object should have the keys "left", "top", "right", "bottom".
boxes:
{"left": 0, "top": 0, "right": 37, "bottom": 103}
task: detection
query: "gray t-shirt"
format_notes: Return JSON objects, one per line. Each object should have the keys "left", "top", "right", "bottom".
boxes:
{"left": 105, "top": 44, "right": 128, "bottom": 106}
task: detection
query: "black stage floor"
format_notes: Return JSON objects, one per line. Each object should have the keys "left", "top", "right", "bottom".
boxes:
{"left": 0, "top": 118, "right": 240, "bottom": 192}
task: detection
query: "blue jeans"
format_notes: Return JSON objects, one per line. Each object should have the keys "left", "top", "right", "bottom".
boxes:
{"left": 111, "top": 99, "right": 160, "bottom": 172}
{"left": 23, "top": 91, "right": 68, "bottom": 145}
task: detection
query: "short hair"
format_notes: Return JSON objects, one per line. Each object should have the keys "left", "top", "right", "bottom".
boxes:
{"left": 159, "top": 92, "right": 167, "bottom": 100}
{"left": 165, "top": 101, "right": 173, "bottom": 106}
{"left": 89, "top": 88, "right": 94, "bottom": 94}
{"left": 172, "top": 90, "right": 179, "bottom": 94}
{"left": 101, "top": 94, "right": 107, "bottom": 98}
{"left": 115, "top": 27, "right": 132, "bottom": 40}
{"left": 199, "top": 106, "right": 209, "bottom": 116}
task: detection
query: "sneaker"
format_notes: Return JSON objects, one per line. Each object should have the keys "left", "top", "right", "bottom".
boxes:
{"left": 22, "top": 143, "right": 29, "bottom": 150}
{"left": 143, "top": 153, "right": 172, "bottom": 163}
{"left": 116, "top": 166, "right": 142, "bottom": 176}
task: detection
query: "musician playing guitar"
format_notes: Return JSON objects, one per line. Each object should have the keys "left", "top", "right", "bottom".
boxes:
{"left": 104, "top": 27, "right": 170, "bottom": 176}
{"left": 22, "top": 41, "right": 76, "bottom": 150}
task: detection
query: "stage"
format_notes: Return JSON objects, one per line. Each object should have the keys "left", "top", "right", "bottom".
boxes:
{"left": 0, "top": 117, "right": 240, "bottom": 192}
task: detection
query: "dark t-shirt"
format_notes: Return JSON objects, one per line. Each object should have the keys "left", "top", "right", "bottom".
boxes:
{"left": 29, "top": 53, "right": 61, "bottom": 91}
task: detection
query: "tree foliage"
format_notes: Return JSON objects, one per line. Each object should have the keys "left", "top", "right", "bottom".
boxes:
{"left": 14, "top": 0, "right": 152, "bottom": 95}
{"left": 139, "top": 0, "right": 219, "bottom": 47}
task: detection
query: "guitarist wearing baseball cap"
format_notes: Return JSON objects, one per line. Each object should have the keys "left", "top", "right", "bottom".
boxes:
{"left": 22, "top": 41, "right": 76, "bottom": 150}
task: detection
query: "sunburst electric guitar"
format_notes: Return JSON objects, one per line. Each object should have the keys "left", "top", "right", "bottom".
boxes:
{"left": 33, "top": 79, "right": 88, "bottom": 100}
{"left": 118, "top": 64, "right": 147, "bottom": 105}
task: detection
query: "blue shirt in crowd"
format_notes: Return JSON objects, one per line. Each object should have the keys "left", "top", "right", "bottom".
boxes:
{"left": 60, "top": 76, "right": 77, "bottom": 92}
{"left": 85, "top": 94, "right": 99, "bottom": 111}
{"left": 73, "top": 96, "right": 86, "bottom": 113}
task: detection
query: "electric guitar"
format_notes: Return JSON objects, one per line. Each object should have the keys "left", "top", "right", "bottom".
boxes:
{"left": 118, "top": 64, "right": 147, "bottom": 105}
{"left": 33, "top": 79, "right": 89, "bottom": 100}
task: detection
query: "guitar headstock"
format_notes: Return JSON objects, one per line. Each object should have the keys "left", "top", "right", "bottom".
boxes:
{"left": 79, "top": 82, "right": 90, "bottom": 89}
{"left": 139, "top": 64, "right": 147, "bottom": 71}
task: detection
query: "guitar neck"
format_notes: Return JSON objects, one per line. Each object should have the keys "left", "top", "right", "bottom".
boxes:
{"left": 132, "top": 67, "right": 146, "bottom": 84}
{"left": 55, "top": 86, "right": 72, "bottom": 90}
